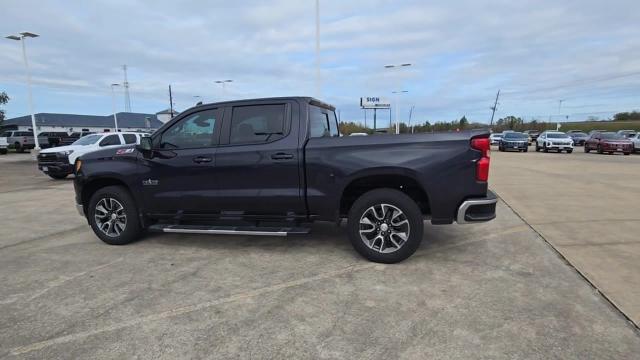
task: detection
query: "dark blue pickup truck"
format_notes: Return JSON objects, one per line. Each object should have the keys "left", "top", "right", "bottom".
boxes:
{"left": 73, "top": 97, "right": 496, "bottom": 263}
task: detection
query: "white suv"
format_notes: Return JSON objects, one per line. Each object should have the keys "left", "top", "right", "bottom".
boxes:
{"left": 535, "top": 131, "right": 574, "bottom": 153}
{"left": 37, "top": 132, "right": 148, "bottom": 179}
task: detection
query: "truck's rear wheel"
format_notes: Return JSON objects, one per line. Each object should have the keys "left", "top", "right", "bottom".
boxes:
{"left": 88, "top": 185, "right": 142, "bottom": 245}
{"left": 347, "top": 188, "right": 423, "bottom": 263}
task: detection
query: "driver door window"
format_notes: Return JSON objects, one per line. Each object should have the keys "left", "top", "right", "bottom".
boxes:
{"left": 160, "top": 109, "right": 220, "bottom": 149}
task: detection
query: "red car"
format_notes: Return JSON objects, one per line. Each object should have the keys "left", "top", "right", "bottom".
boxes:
{"left": 584, "top": 132, "right": 633, "bottom": 155}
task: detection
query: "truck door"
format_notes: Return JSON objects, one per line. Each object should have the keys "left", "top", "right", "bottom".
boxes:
{"left": 139, "top": 107, "right": 222, "bottom": 216}
{"left": 214, "top": 101, "right": 305, "bottom": 217}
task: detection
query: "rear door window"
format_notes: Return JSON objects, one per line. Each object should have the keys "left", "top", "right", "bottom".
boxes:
{"left": 229, "top": 104, "right": 286, "bottom": 144}
{"left": 309, "top": 106, "right": 339, "bottom": 138}
{"left": 310, "top": 106, "right": 330, "bottom": 138}
{"left": 122, "top": 134, "right": 137, "bottom": 144}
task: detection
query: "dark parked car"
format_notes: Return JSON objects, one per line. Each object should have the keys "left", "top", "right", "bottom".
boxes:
{"left": 498, "top": 132, "right": 528, "bottom": 152}
{"left": 73, "top": 97, "right": 497, "bottom": 264}
{"left": 584, "top": 132, "right": 633, "bottom": 155}
{"left": 39, "top": 132, "right": 72, "bottom": 148}
{"left": 568, "top": 132, "right": 589, "bottom": 146}
{"left": 523, "top": 130, "right": 540, "bottom": 144}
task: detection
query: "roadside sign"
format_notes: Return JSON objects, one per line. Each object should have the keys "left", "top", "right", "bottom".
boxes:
{"left": 360, "top": 97, "right": 391, "bottom": 109}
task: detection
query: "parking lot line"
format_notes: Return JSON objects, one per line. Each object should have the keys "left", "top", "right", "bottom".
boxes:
{"left": 9, "top": 262, "right": 377, "bottom": 356}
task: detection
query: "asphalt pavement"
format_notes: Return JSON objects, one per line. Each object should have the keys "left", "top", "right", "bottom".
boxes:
{"left": 0, "top": 152, "right": 639, "bottom": 359}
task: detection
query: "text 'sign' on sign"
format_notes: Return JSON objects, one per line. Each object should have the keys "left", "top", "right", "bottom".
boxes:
{"left": 360, "top": 97, "right": 391, "bottom": 109}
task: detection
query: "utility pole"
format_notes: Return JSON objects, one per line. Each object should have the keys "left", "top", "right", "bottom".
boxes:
{"left": 110, "top": 83, "right": 121, "bottom": 131}
{"left": 315, "top": 0, "right": 321, "bottom": 98}
{"left": 122, "top": 65, "right": 131, "bottom": 112}
{"left": 364, "top": 109, "right": 367, "bottom": 129}
{"left": 408, "top": 105, "right": 415, "bottom": 133}
{"left": 5, "top": 32, "right": 40, "bottom": 152}
{"left": 373, "top": 108, "right": 377, "bottom": 131}
{"left": 169, "top": 85, "right": 174, "bottom": 119}
{"left": 489, "top": 89, "right": 500, "bottom": 128}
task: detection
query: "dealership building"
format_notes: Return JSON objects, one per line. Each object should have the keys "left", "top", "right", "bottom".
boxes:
{"left": 1, "top": 110, "right": 175, "bottom": 134}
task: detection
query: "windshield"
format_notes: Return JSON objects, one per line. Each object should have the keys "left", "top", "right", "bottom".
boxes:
{"left": 504, "top": 132, "right": 527, "bottom": 139}
{"left": 571, "top": 132, "right": 587, "bottom": 137}
{"left": 72, "top": 134, "right": 102, "bottom": 145}
{"left": 601, "top": 133, "right": 624, "bottom": 140}
{"left": 547, "top": 133, "right": 569, "bottom": 139}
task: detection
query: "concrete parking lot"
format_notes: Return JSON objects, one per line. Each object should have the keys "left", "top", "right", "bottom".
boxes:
{"left": 1, "top": 151, "right": 639, "bottom": 359}
{"left": 491, "top": 146, "right": 640, "bottom": 327}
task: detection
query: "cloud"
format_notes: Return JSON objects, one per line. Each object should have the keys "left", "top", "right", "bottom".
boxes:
{"left": 1, "top": 0, "right": 639, "bottom": 122}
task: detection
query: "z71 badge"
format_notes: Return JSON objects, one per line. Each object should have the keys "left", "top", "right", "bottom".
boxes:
{"left": 115, "top": 148, "right": 135, "bottom": 155}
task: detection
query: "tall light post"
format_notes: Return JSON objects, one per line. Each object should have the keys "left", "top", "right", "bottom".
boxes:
{"left": 385, "top": 63, "right": 412, "bottom": 134}
{"left": 315, "top": 0, "right": 321, "bottom": 98}
{"left": 392, "top": 90, "right": 408, "bottom": 134}
{"left": 556, "top": 99, "right": 565, "bottom": 130}
{"left": 5, "top": 31, "right": 40, "bottom": 151}
{"left": 110, "top": 83, "right": 120, "bottom": 131}
{"left": 214, "top": 80, "right": 233, "bottom": 100}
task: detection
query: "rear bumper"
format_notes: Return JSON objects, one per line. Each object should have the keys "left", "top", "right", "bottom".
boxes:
{"left": 456, "top": 190, "right": 497, "bottom": 224}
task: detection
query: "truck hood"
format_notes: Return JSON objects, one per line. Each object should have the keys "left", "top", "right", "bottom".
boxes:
{"left": 40, "top": 145, "right": 78, "bottom": 154}
{"left": 78, "top": 145, "right": 139, "bottom": 161}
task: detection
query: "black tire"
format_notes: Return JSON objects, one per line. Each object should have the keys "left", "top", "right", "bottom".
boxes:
{"left": 347, "top": 188, "right": 423, "bottom": 264}
{"left": 14, "top": 143, "right": 24, "bottom": 153}
{"left": 584, "top": 146, "right": 590, "bottom": 153}
{"left": 567, "top": 149, "right": 573, "bottom": 154}
{"left": 623, "top": 152, "right": 630, "bottom": 156}
{"left": 543, "top": 144, "right": 548, "bottom": 153}
{"left": 535, "top": 143, "right": 540, "bottom": 152}
{"left": 0, "top": 148, "right": 7, "bottom": 155}
{"left": 597, "top": 145, "right": 603, "bottom": 154}
{"left": 48, "top": 173, "right": 68, "bottom": 180}
{"left": 88, "top": 185, "right": 142, "bottom": 245}
{"left": 498, "top": 146, "right": 504, "bottom": 152}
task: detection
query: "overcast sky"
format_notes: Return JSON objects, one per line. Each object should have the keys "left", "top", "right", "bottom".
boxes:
{"left": 1, "top": 0, "right": 639, "bottom": 124}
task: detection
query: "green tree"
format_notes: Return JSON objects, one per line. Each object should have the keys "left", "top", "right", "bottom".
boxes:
{"left": 0, "top": 91, "right": 9, "bottom": 125}
{"left": 613, "top": 111, "right": 640, "bottom": 121}
{"left": 459, "top": 115, "right": 468, "bottom": 129}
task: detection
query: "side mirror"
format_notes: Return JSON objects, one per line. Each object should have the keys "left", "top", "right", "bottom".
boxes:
{"left": 137, "top": 136, "right": 153, "bottom": 154}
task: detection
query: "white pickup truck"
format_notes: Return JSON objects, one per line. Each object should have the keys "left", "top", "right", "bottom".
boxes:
{"left": 0, "top": 136, "right": 8, "bottom": 154}
{"left": 37, "top": 132, "right": 149, "bottom": 179}
{"left": 0, "top": 130, "right": 49, "bottom": 152}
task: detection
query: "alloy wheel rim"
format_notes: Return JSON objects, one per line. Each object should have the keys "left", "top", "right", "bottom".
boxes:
{"left": 359, "top": 203, "right": 410, "bottom": 254}
{"left": 94, "top": 198, "right": 127, "bottom": 237}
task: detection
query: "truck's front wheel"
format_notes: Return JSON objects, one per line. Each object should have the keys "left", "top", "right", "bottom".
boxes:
{"left": 88, "top": 185, "right": 142, "bottom": 245}
{"left": 347, "top": 188, "right": 423, "bottom": 263}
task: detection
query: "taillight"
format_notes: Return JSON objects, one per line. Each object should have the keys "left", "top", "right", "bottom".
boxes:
{"left": 471, "top": 137, "right": 490, "bottom": 182}
{"left": 22, "top": 137, "right": 28, "bottom": 143}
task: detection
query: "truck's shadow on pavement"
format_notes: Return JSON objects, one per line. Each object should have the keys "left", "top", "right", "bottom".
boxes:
{"left": 134, "top": 221, "right": 460, "bottom": 261}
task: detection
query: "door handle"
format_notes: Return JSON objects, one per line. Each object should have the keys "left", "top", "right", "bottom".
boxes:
{"left": 271, "top": 153, "right": 294, "bottom": 160}
{"left": 193, "top": 156, "right": 212, "bottom": 163}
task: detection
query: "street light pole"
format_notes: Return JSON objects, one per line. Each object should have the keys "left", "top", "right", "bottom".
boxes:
{"left": 384, "top": 63, "right": 412, "bottom": 134}
{"left": 214, "top": 80, "right": 233, "bottom": 100}
{"left": 6, "top": 32, "right": 40, "bottom": 151}
{"left": 315, "top": 0, "right": 321, "bottom": 98}
{"left": 392, "top": 90, "right": 408, "bottom": 134}
{"left": 110, "top": 84, "right": 120, "bottom": 131}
